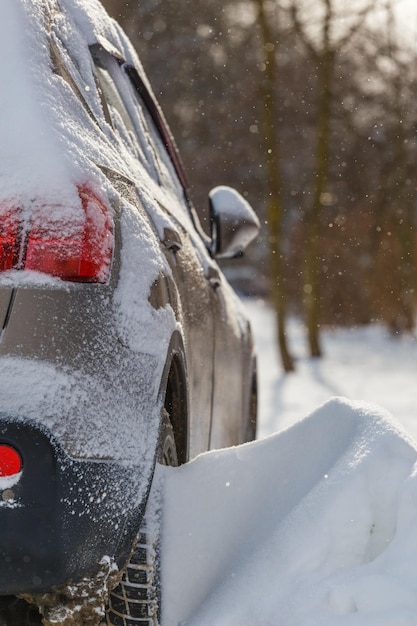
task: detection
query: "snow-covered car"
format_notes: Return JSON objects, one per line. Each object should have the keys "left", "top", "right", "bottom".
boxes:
{"left": 0, "top": 0, "right": 259, "bottom": 624}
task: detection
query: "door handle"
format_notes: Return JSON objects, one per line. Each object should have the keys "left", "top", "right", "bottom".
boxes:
{"left": 205, "top": 265, "right": 221, "bottom": 289}
{"left": 162, "top": 227, "right": 182, "bottom": 253}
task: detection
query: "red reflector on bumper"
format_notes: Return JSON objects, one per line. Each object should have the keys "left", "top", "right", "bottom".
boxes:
{"left": 0, "top": 444, "right": 22, "bottom": 477}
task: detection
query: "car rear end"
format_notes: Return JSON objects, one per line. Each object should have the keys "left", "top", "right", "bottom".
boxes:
{"left": 0, "top": 182, "right": 154, "bottom": 593}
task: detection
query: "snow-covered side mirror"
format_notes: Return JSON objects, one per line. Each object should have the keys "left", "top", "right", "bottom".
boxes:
{"left": 209, "top": 186, "right": 260, "bottom": 259}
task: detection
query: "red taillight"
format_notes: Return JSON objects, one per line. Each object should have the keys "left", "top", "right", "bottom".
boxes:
{"left": 0, "top": 444, "right": 22, "bottom": 477}
{"left": 0, "top": 185, "right": 113, "bottom": 283}
{"left": 0, "top": 207, "right": 19, "bottom": 272}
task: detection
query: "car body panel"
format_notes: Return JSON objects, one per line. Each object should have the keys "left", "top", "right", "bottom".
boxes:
{"left": 0, "top": 289, "right": 13, "bottom": 330}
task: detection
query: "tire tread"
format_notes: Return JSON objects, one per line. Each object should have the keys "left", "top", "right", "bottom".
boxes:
{"left": 105, "top": 524, "right": 158, "bottom": 626}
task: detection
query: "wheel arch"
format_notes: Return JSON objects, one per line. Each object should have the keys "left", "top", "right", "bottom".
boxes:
{"left": 158, "top": 331, "right": 189, "bottom": 465}
{"left": 242, "top": 344, "right": 258, "bottom": 444}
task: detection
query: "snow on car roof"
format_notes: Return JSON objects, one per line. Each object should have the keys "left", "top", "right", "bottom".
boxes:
{"left": 0, "top": 0, "right": 76, "bottom": 206}
{"left": 0, "top": 0, "right": 170, "bottom": 205}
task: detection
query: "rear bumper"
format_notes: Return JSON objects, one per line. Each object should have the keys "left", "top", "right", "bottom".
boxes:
{"left": 0, "top": 416, "right": 147, "bottom": 595}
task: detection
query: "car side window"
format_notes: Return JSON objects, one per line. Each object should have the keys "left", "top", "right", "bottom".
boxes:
{"left": 92, "top": 46, "right": 185, "bottom": 193}
{"left": 119, "top": 66, "right": 211, "bottom": 236}
{"left": 121, "top": 72, "right": 185, "bottom": 197}
{"left": 90, "top": 43, "right": 209, "bottom": 241}
{"left": 110, "top": 62, "right": 187, "bottom": 203}
{"left": 91, "top": 46, "right": 161, "bottom": 181}
{"left": 49, "top": 32, "right": 102, "bottom": 128}
{"left": 95, "top": 63, "right": 145, "bottom": 157}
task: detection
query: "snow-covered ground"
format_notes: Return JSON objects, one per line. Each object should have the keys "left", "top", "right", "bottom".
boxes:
{"left": 7, "top": 0, "right": 417, "bottom": 623}
{"left": 243, "top": 298, "right": 417, "bottom": 441}
{"left": 161, "top": 298, "right": 417, "bottom": 625}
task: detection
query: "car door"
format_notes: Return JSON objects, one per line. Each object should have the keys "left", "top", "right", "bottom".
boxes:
{"left": 127, "top": 105, "right": 251, "bottom": 451}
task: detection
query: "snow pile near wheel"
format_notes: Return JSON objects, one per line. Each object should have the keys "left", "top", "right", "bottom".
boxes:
{"left": 160, "top": 397, "right": 417, "bottom": 625}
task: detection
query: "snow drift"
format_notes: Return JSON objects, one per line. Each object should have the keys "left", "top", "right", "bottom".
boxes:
{"left": 160, "top": 397, "right": 417, "bottom": 625}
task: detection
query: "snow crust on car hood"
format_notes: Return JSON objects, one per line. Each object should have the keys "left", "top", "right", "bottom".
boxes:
{"left": 161, "top": 397, "right": 417, "bottom": 625}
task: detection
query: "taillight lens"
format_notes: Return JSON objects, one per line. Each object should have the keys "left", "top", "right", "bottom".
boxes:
{"left": 0, "top": 206, "right": 19, "bottom": 271}
{"left": 0, "top": 185, "right": 113, "bottom": 283}
{"left": 0, "top": 444, "right": 22, "bottom": 477}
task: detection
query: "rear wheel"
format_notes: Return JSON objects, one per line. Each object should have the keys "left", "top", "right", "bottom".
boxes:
{"left": 105, "top": 412, "right": 178, "bottom": 626}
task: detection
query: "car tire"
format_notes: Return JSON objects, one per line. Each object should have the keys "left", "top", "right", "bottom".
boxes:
{"left": 105, "top": 411, "right": 178, "bottom": 626}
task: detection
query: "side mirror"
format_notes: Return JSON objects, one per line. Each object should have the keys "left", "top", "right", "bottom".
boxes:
{"left": 209, "top": 186, "right": 260, "bottom": 259}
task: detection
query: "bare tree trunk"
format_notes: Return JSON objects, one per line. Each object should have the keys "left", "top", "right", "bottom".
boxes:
{"left": 398, "top": 206, "right": 415, "bottom": 332}
{"left": 385, "top": 1, "right": 415, "bottom": 333}
{"left": 257, "top": 0, "right": 295, "bottom": 372}
{"left": 304, "top": 38, "right": 334, "bottom": 357}
{"left": 291, "top": 0, "right": 374, "bottom": 354}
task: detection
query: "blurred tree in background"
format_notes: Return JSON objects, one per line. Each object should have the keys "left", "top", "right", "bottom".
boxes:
{"left": 255, "top": 0, "right": 295, "bottom": 371}
{"left": 102, "top": 0, "right": 417, "bottom": 367}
